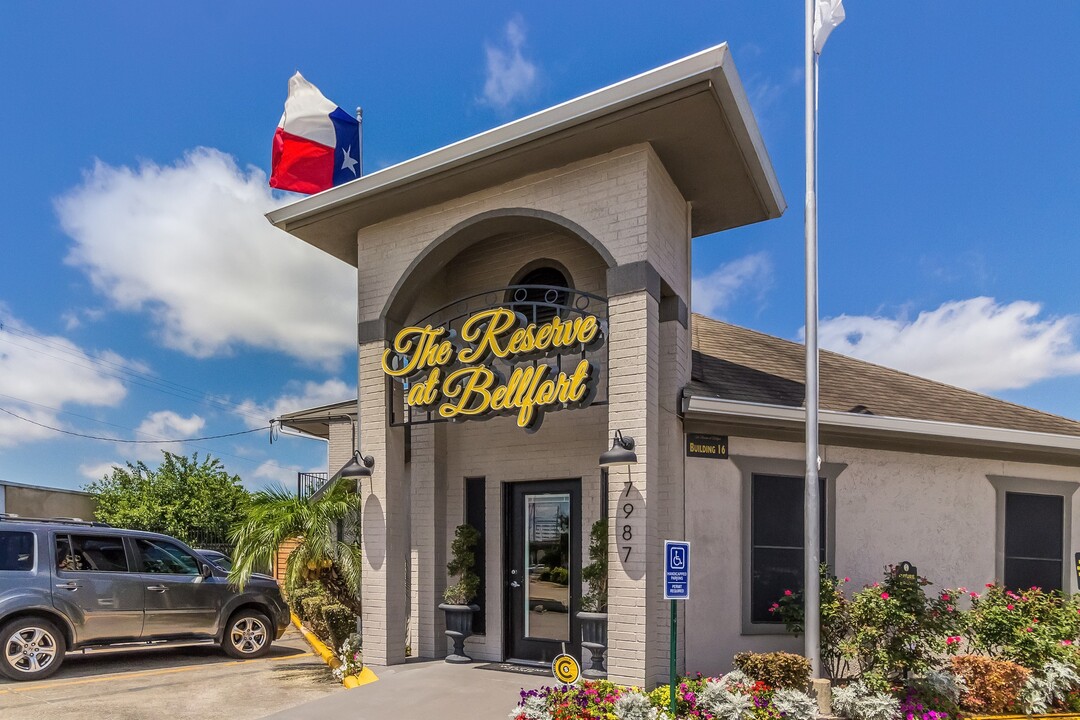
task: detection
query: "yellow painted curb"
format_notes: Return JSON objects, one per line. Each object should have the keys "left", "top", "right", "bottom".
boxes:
{"left": 290, "top": 612, "right": 377, "bottom": 689}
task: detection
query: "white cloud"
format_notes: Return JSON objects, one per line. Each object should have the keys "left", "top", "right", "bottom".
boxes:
{"left": 131, "top": 410, "right": 205, "bottom": 461}
{"left": 57, "top": 148, "right": 356, "bottom": 366}
{"left": 0, "top": 306, "right": 129, "bottom": 448}
{"left": 481, "top": 16, "right": 538, "bottom": 109}
{"left": 692, "top": 252, "right": 773, "bottom": 318}
{"left": 818, "top": 297, "right": 1080, "bottom": 392}
{"left": 79, "top": 461, "right": 122, "bottom": 481}
{"left": 237, "top": 378, "right": 355, "bottom": 429}
{"left": 246, "top": 460, "right": 320, "bottom": 491}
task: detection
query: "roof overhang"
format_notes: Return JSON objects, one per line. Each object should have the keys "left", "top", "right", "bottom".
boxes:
{"left": 682, "top": 395, "right": 1080, "bottom": 467}
{"left": 267, "top": 44, "right": 785, "bottom": 267}
{"left": 274, "top": 400, "right": 356, "bottom": 441}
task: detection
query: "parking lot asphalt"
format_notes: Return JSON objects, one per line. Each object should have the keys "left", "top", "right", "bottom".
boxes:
{"left": 0, "top": 626, "right": 342, "bottom": 720}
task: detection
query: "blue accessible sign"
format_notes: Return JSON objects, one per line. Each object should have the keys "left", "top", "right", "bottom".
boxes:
{"left": 664, "top": 540, "right": 690, "bottom": 600}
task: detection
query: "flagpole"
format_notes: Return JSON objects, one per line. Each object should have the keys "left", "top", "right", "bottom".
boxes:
{"left": 804, "top": 0, "right": 822, "bottom": 680}
{"left": 356, "top": 106, "right": 364, "bottom": 176}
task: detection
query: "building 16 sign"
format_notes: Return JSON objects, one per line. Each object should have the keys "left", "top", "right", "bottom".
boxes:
{"left": 381, "top": 307, "right": 604, "bottom": 431}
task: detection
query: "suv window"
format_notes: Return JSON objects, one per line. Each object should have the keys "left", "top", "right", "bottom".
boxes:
{"left": 0, "top": 531, "right": 35, "bottom": 571}
{"left": 136, "top": 538, "right": 200, "bottom": 575}
{"left": 56, "top": 534, "right": 129, "bottom": 572}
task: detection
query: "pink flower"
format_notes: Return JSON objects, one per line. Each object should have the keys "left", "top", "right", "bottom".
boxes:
{"left": 881, "top": 592, "right": 890, "bottom": 600}
{"left": 958, "top": 587, "right": 968, "bottom": 593}
{"left": 844, "top": 577, "right": 851, "bottom": 583}
{"left": 1007, "top": 604, "right": 1015, "bottom": 610}
{"left": 941, "top": 593, "right": 951, "bottom": 602}
{"left": 947, "top": 605, "right": 955, "bottom": 612}
{"left": 1025, "top": 627, "right": 1034, "bottom": 633}
{"left": 986, "top": 583, "right": 995, "bottom": 588}
{"left": 946, "top": 636, "right": 961, "bottom": 645}
{"left": 784, "top": 589, "right": 792, "bottom": 596}
{"left": 1062, "top": 640, "right": 1074, "bottom": 646}
{"left": 970, "top": 592, "right": 980, "bottom": 599}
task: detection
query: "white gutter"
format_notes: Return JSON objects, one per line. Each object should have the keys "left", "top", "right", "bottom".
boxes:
{"left": 682, "top": 395, "right": 1080, "bottom": 456}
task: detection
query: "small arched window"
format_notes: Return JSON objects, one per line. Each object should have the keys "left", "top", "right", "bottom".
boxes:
{"left": 507, "top": 265, "right": 570, "bottom": 324}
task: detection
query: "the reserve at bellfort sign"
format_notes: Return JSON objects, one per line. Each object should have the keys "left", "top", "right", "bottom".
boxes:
{"left": 381, "top": 304, "right": 606, "bottom": 432}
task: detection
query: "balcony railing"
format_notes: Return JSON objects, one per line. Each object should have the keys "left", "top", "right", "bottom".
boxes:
{"left": 297, "top": 472, "right": 329, "bottom": 499}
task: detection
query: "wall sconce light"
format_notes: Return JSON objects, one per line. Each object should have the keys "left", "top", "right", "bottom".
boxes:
{"left": 339, "top": 451, "right": 376, "bottom": 479}
{"left": 599, "top": 430, "right": 637, "bottom": 468}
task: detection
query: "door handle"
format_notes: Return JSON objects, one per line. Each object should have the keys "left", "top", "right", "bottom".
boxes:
{"left": 55, "top": 582, "right": 80, "bottom": 591}
{"left": 509, "top": 580, "right": 521, "bottom": 588}
{"left": 146, "top": 585, "right": 168, "bottom": 592}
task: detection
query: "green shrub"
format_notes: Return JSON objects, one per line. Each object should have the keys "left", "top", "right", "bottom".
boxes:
{"left": 301, "top": 594, "right": 330, "bottom": 640}
{"left": 951, "top": 654, "right": 1030, "bottom": 714}
{"left": 955, "top": 583, "right": 1080, "bottom": 669}
{"left": 773, "top": 564, "right": 852, "bottom": 680}
{"left": 547, "top": 567, "right": 568, "bottom": 586}
{"left": 581, "top": 519, "right": 608, "bottom": 612}
{"left": 287, "top": 582, "right": 324, "bottom": 621}
{"left": 732, "top": 651, "right": 811, "bottom": 690}
{"left": 443, "top": 524, "right": 481, "bottom": 605}
{"left": 321, "top": 603, "right": 356, "bottom": 650}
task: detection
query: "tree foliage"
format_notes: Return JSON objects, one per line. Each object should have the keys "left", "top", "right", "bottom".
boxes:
{"left": 229, "top": 483, "right": 362, "bottom": 616}
{"left": 85, "top": 451, "right": 250, "bottom": 545}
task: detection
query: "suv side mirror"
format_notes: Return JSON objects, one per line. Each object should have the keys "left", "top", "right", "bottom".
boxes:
{"left": 200, "top": 563, "right": 213, "bottom": 579}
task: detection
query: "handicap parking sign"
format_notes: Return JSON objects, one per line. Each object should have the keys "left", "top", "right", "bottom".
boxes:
{"left": 664, "top": 540, "right": 690, "bottom": 600}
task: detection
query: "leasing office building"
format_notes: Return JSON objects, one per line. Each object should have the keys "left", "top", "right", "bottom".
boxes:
{"left": 269, "top": 46, "right": 1080, "bottom": 686}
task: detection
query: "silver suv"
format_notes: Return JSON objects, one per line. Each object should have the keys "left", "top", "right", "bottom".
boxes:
{"left": 0, "top": 515, "right": 289, "bottom": 681}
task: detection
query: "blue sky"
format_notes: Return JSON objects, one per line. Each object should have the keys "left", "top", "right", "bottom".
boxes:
{"left": 1, "top": 3, "right": 1078, "bottom": 492}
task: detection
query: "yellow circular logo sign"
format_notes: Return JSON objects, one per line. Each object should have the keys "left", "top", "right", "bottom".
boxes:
{"left": 552, "top": 653, "right": 580, "bottom": 684}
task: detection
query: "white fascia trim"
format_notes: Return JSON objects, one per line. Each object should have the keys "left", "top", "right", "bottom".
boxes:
{"left": 266, "top": 43, "right": 783, "bottom": 230}
{"left": 682, "top": 395, "right": 1080, "bottom": 454}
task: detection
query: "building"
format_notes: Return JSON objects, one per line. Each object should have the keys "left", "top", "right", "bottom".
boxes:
{"left": 0, "top": 481, "right": 97, "bottom": 521}
{"left": 269, "top": 45, "right": 1080, "bottom": 686}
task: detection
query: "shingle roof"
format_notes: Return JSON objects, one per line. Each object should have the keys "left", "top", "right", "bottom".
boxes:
{"left": 689, "top": 313, "right": 1080, "bottom": 438}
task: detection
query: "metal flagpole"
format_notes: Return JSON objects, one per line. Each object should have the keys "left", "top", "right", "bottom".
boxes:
{"left": 804, "top": 0, "right": 822, "bottom": 680}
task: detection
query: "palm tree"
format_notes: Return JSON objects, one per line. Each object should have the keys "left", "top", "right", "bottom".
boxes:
{"left": 229, "top": 483, "right": 362, "bottom": 616}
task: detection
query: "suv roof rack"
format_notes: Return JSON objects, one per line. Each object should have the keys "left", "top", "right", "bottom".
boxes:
{"left": 0, "top": 513, "right": 112, "bottom": 527}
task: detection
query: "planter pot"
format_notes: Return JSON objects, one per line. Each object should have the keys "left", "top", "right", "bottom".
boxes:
{"left": 577, "top": 610, "right": 607, "bottom": 678}
{"left": 439, "top": 603, "right": 479, "bottom": 663}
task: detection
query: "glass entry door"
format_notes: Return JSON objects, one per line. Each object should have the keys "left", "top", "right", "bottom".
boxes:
{"left": 506, "top": 479, "right": 581, "bottom": 664}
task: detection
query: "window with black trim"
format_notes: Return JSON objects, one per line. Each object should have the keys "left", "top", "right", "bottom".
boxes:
{"left": 749, "top": 474, "right": 826, "bottom": 624}
{"left": 1004, "top": 491, "right": 1063, "bottom": 592}
{"left": 508, "top": 266, "right": 570, "bottom": 324}
{"left": 465, "top": 477, "right": 487, "bottom": 634}
{"left": 136, "top": 538, "right": 200, "bottom": 575}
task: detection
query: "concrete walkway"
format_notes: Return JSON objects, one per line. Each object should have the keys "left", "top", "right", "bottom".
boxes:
{"left": 262, "top": 660, "right": 550, "bottom": 720}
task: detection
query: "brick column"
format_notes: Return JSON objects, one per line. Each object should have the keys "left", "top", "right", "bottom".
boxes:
{"left": 359, "top": 341, "right": 409, "bottom": 666}
{"left": 409, "top": 423, "right": 447, "bottom": 658}
{"left": 605, "top": 290, "right": 665, "bottom": 686}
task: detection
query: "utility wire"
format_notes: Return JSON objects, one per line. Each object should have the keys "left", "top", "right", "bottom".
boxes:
{"left": 0, "top": 405, "right": 267, "bottom": 443}
{"left": 0, "top": 323, "right": 266, "bottom": 424}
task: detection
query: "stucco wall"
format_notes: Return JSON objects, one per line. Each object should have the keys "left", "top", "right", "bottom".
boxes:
{"left": 684, "top": 435, "right": 1080, "bottom": 676}
{"left": 2, "top": 483, "right": 98, "bottom": 521}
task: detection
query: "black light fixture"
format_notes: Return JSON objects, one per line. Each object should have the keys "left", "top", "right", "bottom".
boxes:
{"left": 599, "top": 430, "right": 637, "bottom": 468}
{"left": 339, "top": 451, "right": 375, "bottom": 479}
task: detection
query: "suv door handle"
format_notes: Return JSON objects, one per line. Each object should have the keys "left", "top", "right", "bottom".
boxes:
{"left": 146, "top": 585, "right": 168, "bottom": 593}
{"left": 55, "top": 581, "right": 80, "bottom": 591}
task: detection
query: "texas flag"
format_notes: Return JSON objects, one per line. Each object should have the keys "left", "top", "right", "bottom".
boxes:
{"left": 270, "top": 72, "right": 360, "bottom": 194}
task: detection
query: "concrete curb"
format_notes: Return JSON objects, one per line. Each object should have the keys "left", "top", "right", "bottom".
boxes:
{"left": 290, "top": 612, "right": 378, "bottom": 689}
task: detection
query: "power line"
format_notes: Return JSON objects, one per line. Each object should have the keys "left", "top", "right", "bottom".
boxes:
{"left": 0, "top": 323, "right": 267, "bottom": 424}
{"left": 0, "top": 405, "right": 268, "bottom": 443}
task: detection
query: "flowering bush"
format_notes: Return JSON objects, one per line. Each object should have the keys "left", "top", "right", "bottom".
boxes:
{"left": 773, "top": 564, "right": 853, "bottom": 680}
{"left": 509, "top": 674, "right": 816, "bottom": 720}
{"left": 331, "top": 632, "right": 362, "bottom": 681}
{"left": 952, "top": 583, "right": 1080, "bottom": 668}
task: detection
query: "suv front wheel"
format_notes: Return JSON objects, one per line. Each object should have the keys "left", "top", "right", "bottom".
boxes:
{"left": 0, "top": 617, "right": 66, "bottom": 681}
{"left": 222, "top": 609, "right": 272, "bottom": 659}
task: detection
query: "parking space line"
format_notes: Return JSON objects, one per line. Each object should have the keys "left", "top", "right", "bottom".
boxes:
{"left": 0, "top": 651, "right": 314, "bottom": 693}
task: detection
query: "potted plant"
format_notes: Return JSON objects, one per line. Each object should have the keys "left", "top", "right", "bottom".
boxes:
{"left": 439, "top": 523, "right": 481, "bottom": 663}
{"left": 578, "top": 518, "right": 608, "bottom": 678}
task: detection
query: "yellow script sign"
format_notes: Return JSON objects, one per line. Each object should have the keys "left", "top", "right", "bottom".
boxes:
{"left": 381, "top": 308, "right": 602, "bottom": 430}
